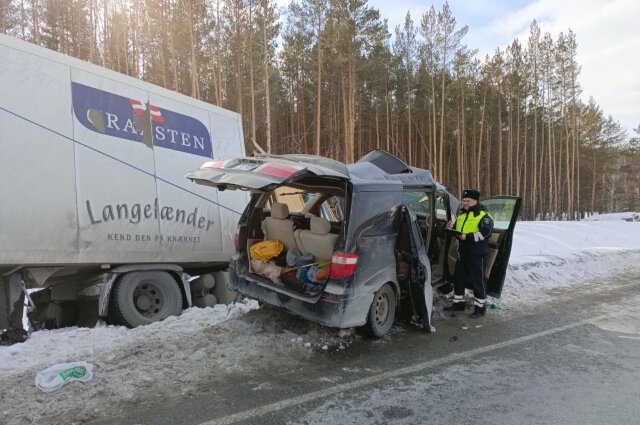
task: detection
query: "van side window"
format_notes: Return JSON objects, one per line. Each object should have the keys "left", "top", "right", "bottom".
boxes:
{"left": 403, "top": 190, "right": 433, "bottom": 247}
{"left": 435, "top": 195, "right": 448, "bottom": 221}
{"left": 319, "top": 196, "right": 345, "bottom": 223}
{"left": 482, "top": 198, "right": 518, "bottom": 230}
{"left": 402, "top": 191, "right": 430, "bottom": 216}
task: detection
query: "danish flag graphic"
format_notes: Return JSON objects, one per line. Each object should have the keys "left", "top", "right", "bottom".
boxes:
{"left": 149, "top": 104, "right": 164, "bottom": 123}
{"left": 129, "top": 99, "right": 165, "bottom": 123}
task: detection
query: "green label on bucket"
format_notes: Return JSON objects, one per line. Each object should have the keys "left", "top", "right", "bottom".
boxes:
{"left": 60, "top": 366, "right": 87, "bottom": 381}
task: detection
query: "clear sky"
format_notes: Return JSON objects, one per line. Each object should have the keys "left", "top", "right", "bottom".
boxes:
{"left": 278, "top": 0, "right": 639, "bottom": 138}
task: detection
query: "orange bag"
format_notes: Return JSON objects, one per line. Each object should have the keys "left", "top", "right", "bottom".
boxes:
{"left": 250, "top": 240, "right": 284, "bottom": 261}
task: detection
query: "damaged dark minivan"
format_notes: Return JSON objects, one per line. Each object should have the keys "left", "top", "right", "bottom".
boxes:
{"left": 187, "top": 150, "right": 520, "bottom": 337}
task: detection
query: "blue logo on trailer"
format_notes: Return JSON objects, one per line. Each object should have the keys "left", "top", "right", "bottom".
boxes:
{"left": 71, "top": 82, "right": 212, "bottom": 158}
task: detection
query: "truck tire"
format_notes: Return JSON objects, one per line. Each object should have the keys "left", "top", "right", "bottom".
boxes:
{"left": 109, "top": 271, "right": 183, "bottom": 328}
{"left": 364, "top": 283, "right": 397, "bottom": 338}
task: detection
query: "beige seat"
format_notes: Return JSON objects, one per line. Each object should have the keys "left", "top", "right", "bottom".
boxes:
{"left": 294, "top": 217, "right": 338, "bottom": 262}
{"left": 262, "top": 202, "right": 297, "bottom": 251}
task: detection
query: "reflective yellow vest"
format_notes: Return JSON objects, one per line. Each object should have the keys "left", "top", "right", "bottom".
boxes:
{"left": 455, "top": 209, "right": 493, "bottom": 233}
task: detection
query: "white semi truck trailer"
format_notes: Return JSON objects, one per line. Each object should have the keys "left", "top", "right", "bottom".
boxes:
{"left": 0, "top": 34, "right": 247, "bottom": 340}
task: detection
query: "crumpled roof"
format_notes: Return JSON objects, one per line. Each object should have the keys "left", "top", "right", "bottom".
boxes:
{"left": 347, "top": 150, "right": 437, "bottom": 188}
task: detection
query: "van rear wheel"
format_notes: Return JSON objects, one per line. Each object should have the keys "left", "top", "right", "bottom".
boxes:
{"left": 109, "top": 271, "right": 183, "bottom": 328}
{"left": 364, "top": 283, "right": 396, "bottom": 338}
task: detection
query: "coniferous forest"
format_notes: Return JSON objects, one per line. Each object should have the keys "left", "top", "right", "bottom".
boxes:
{"left": 1, "top": 0, "right": 639, "bottom": 219}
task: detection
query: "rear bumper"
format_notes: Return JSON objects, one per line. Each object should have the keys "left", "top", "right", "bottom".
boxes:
{"left": 229, "top": 262, "right": 372, "bottom": 328}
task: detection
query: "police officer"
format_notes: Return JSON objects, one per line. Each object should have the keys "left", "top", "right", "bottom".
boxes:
{"left": 444, "top": 189, "right": 494, "bottom": 318}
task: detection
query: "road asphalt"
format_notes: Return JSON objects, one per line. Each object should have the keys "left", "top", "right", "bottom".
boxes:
{"left": 92, "top": 270, "right": 640, "bottom": 425}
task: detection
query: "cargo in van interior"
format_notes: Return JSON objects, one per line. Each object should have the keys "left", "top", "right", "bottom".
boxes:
{"left": 241, "top": 180, "right": 346, "bottom": 296}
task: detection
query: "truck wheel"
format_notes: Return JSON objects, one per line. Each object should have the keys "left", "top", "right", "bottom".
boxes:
{"left": 364, "top": 283, "right": 397, "bottom": 338}
{"left": 109, "top": 271, "right": 183, "bottom": 328}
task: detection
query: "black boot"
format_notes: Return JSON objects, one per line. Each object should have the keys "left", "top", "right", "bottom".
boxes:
{"left": 443, "top": 302, "right": 466, "bottom": 312}
{"left": 470, "top": 305, "right": 486, "bottom": 319}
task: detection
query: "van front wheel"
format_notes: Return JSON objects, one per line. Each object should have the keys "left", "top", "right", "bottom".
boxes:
{"left": 364, "top": 283, "right": 396, "bottom": 338}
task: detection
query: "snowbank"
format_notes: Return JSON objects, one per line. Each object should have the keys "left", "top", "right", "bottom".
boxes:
{"left": 501, "top": 220, "right": 640, "bottom": 310}
{"left": 582, "top": 211, "right": 640, "bottom": 222}
{"left": 1, "top": 301, "right": 258, "bottom": 377}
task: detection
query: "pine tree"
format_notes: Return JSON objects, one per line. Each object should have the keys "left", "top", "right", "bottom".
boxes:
{"left": 0, "top": 0, "right": 19, "bottom": 35}
{"left": 393, "top": 12, "right": 417, "bottom": 164}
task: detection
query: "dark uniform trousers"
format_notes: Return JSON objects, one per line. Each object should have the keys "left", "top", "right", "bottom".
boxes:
{"left": 452, "top": 251, "right": 487, "bottom": 306}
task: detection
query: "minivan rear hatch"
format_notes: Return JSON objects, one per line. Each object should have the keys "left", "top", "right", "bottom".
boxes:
{"left": 186, "top": 154, "right": 350, "bottom": 192}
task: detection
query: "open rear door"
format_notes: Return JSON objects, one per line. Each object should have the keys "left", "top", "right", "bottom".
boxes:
{"left": 186, "top": 155, "right": 349, "bottom": 192}
{"left": 481, "top": 196, "right": 522, "bottom": 298}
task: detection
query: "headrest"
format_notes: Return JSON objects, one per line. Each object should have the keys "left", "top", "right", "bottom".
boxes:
{"left": 270, "top": 202, "right": 289, "bottom": 219}
{"left": 310, "top": 216, "right": 331, "bottom": 235}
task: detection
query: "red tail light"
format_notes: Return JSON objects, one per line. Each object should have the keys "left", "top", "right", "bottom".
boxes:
{"left": 200, "top": 159, "right": 226, "bottom": 169}
{"left": 329, "top": 252, "right": 359, "bottom": 279}
{"left": 255, "top": 163, "right": 303, "bottom": 179}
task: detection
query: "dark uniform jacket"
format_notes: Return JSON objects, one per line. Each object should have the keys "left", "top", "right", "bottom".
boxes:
{"left": 455, "top": 203, "right": 494, "bottom": 256}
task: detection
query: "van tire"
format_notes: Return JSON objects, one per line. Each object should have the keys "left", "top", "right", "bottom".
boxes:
{"left": 364, "top": 283, "right": 396, "bottom": 338}
{"left": 109, "top": 271, "right": 183, "bottom": 328}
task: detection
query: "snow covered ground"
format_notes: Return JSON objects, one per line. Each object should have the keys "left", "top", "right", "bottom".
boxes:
{"left": 501, "top": 216, "right": 640, "bottom": 311}
{"left": 2, "top": 214, "right": 640, "bottom": 424}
